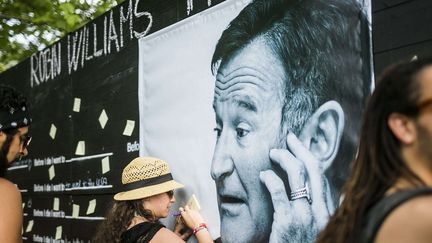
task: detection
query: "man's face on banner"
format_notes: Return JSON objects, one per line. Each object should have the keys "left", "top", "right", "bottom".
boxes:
{"left": 211, "top": 39, "right": 286, "bottom": 243}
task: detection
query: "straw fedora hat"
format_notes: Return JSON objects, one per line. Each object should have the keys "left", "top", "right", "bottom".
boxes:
{"left": 114, "top": 157, "right": 184, "bottom": 201}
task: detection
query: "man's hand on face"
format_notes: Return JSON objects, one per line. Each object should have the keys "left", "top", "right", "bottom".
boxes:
{"left": 259, "top": 132, "right": 333, "bottom": 243}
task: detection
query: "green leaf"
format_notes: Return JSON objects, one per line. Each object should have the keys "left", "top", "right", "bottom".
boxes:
{"left": 0, "top": 0, "right": 125, "bottom": 72}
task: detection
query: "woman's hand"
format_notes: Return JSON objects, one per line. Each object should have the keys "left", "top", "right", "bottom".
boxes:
{"left": 174, "top": 213, "right": 192, "bottom": 240}
{"left": 179, "top": 206, "right": 205, "bottom": 229}
{"left": 179, "top": 206, "right": 214, "bottom": 243}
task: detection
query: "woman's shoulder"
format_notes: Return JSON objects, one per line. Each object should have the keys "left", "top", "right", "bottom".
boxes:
{"left": 375, "top": 193, "right": 432, "bottom": 243}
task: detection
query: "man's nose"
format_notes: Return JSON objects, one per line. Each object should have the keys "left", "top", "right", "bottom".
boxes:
{"left": 20, "top": 147, "right": 28, "bottom": 157}
{"left": 211, "top": 133, "right": 235, "bottom": 181}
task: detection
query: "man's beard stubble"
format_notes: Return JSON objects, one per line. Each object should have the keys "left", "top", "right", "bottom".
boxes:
{"left": 0, "top": 140, "right": 12, "bottom": 177}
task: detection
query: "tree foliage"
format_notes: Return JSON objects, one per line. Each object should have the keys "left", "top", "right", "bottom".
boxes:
{"left": 0, "top": 0, "right": 125, "bottom": 72}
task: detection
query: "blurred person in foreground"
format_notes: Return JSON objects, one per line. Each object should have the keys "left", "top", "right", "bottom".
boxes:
{"left": 93, "top": 157, "right": 214, "bottom": 243}
{"left": 317, "top": 58, "right": 432, "bottom": 243}
{"left": 0, "top": 84, "right": 32, "bottom": 243}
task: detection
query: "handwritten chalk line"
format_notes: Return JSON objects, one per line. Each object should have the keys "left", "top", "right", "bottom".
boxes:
{"left": 66, "top": 152, "right": 113, "bottom": 162}
{"left": 65, "top": 216, "right": 106, "bottom": 220}
{"left": 65, "top": 185, "right": 113, "bottom": 191}
{"left": 20, "top": 189, "right": 28, "bottom": 193}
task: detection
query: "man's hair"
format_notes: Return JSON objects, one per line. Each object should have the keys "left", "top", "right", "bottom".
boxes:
{"left": 211, "top": 0, "right": 371, "bottom": 198}
{"left": 317, "top": 57, "right": 432, "bottom": 243}
{"left": 0, "top": 85, "right": 27, "bottom": 113}
{"left": 0, "top": 84, "right": 28, "bottom": 177}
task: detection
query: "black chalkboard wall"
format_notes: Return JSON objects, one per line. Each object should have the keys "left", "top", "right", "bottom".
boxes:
{"left": 0, "top": 0, "right": 223, "bottom": 242}
{"left": 373, "top": 0, "right": 432, "bottom": 74}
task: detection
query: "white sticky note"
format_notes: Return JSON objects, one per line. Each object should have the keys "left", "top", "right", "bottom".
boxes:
{"left": 99, "top": 109, "right": 108, "bottom": 129}
{"left": 186, "top": 194, "right": 201, "bottom": 211}
{"left": 101, "top": 157, "right": 110, "bottom": 174}
{"left": 122, "top": 120, "right": 135, "bottom": 136}
{"left": 72, "top": 204, "right": 80, "bottom": 218}
{"left": 53, "top": 197, "right": 59, "bottom": 211}
{"left": 49, "top": 124, "right": 57, "bottom": 140}
{"left": 75, "top": 141, "right": 85, "bottom": 155}
{"left": 55, "top": 226, "right": 62, "bottom": 240}
{"left": 73, "top": 98, "right": 81, "bottom": 112}
{"left": 48, "top": 165, "right": 55, "bottom": 180}
{"left": 86, "top": 199, "right": 96, "bottom": 215}
{"left": 25, "top": 220, "right": 34, "bottom": 233}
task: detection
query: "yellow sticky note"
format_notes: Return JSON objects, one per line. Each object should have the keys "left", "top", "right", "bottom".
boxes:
{"left": 53, "top": 197, "right": 59, "bottom": 211}
{"left": 48, "top": 165, "right": 55, "bottom": 180}
{"left": 86, "top": 199, "right": 96, "bottom": 215}
{"left": 72, "top": 204, "right": 80, "bottom": 218}
{"left": 75, "top": 141, "right": 85, "bottom": 155}
{"left": 73, "top": 98, "right": 81, "bottom": 112}
{"left": 49, "top": 124, "right": 57, "bottom": 140}
{"left": 55, "top": 226, "right": 62, "bottom": 240}
{"left": 101, "top": 157, "right": 110, "bottom": 174}
{"left": 186, "top": 194, "right": 201, "bottom": 211}
{"left": 122, "top": 120, "right": 135, "bottom": 136}
{"left": 25, "top": 220, "right": 34, "bottom": 232}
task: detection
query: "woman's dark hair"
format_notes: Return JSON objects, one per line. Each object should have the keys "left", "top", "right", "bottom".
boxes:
{"left": 92, "top": 199, "right": 155, "bottom": 243}
{"left": 317, "top": 57, "right": 432, "bottom": 243}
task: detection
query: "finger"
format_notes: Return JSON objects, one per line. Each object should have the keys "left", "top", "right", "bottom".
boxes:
{"left": 286, "top": 133, "right": 324, "bottom": 199}
{"left": 180, "top": 231, "right": 192, "bottom": 240}
{"left": 286, "top": 132, "right": 318, "bottom": 172}
{"left": 269, "top": 148, "right": 308, "bottom": 194}
{"left": 287, "top": 132, "right": 329, "bottom": 223}
{"left": 259, "top": 170, "right": 290, "bottom": 215}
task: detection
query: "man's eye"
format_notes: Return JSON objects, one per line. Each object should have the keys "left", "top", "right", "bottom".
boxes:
{"left": 236, "top": 128, "right": 249, "bottom": 138}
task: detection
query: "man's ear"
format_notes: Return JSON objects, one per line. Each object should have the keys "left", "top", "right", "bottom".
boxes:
{"left": 298, "top": 100, "right": 344, "bottom": 171}
{"left": 387, "top": 113, "right": 416, "bottom": 145}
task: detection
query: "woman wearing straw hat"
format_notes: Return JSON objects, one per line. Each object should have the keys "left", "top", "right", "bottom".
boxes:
{"left": 93, "top": 157, "right": 214, "bottom": 243}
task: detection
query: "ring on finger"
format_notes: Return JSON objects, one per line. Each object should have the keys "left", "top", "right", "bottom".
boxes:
{"left": 290, "top": 182, "right": 312, "bottom": 204}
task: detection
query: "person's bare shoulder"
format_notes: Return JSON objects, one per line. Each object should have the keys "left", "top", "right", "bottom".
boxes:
{"left": 0, "top": 178, "right": 21, "bottom": 204}
{"left": 375, "top": 194, "right": 432, "bottom": 243}
{"left": 150, "top": 227, "right": 185, "bottom": 243}
{"left": 0, "top": 177, "right": 23, "bottom": 243}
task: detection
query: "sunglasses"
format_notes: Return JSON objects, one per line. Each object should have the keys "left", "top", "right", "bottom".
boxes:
{"left": 166, "top": 190, "right": 174, "bottom": 199}
{"left": 417, "top": 97, "right": 432, "bottom": 113}
{"left": 19, "top": 134, "right": 32, "bottom": 150}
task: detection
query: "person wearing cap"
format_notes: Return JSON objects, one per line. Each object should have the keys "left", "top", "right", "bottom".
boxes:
{"left": 0, "top": 84, "right": 32, "bottom": 243}
{"left": 93, "top": 157, "right": 214, "bottom": 243}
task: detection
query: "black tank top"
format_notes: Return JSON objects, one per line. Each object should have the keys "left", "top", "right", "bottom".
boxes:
{"left": 121, "top": 222, "right": 165, "bottom": 243}
{"left": 361, "top": 187, "right": 432, "bottom": 243}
